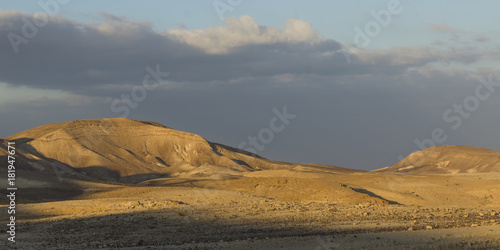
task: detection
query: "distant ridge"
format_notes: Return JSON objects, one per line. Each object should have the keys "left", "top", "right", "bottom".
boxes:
{"left": 374, "top": 145, "right": 500, "bottom": 174}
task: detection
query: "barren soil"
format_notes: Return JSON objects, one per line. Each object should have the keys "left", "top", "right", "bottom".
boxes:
{"left": 2, "top": 171, "right": 500, "bottom": 249}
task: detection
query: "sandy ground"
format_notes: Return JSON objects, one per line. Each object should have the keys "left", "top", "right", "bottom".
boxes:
{"left": 2, "top": 171, "right": 500, "bottom": 249}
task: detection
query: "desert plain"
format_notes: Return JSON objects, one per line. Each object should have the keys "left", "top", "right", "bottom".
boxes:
{"left": 1, "top": 118, "right": 500, "bottom": 249}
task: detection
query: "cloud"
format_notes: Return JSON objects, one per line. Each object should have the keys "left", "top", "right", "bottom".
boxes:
{"left": 3, "top": 66, "right": 500, "bottom": 171}
{"left": 0, "top": 10, "right": 199, "bottom": 89}
{"left": 429, "top": 23, "right": 463, "bottom": 33}
{"left": 1, "top": 11, "right": 499, "bottom": 171}
{"left": 166, "top": 16, "right": 323, "bottom": 54}
{"left": 475, "top": 35, "right": 491, "bottom": 42}
{"left": 0, "top": 10, "right": 487, "bottom": 96}
{"left": 353, "top": 46, "right": 480, "bottom": 67}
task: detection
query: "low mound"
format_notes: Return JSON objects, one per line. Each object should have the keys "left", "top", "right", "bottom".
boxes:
{"left": 142, "top": 175, "right": 389, "bottom": 204}
{"left": 376, "top": 145, "right": 500, "bottom": 174}
{"left": 219, "top": 177, "right": 389, "bottom": 204}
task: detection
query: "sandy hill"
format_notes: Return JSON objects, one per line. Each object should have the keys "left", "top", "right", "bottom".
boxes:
{"left": 375, "top": 145, "right": 500, "bottom": 174}
{"left": 0, "top": 118, "right": 357, "bottom": 182}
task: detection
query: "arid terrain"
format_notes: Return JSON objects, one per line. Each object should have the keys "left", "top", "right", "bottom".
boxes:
{"left": 1, "top": 118, "right": 500, "bottom": 249}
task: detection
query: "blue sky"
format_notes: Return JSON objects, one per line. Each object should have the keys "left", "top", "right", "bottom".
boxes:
{"left": 1, "top": 1, "right": 499, "bottom": 170}
{"left": 3, "top": 0, "right": 500, "bottom": 46}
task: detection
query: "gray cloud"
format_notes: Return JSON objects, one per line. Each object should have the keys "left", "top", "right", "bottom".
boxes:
{"left": 1, "top": 10, "right": 499, "bottom": 170}
{"left": 2, "top": 67, "right": 500, "bottom": 170}
{"left": 475, "top": 35, "right": 491, "bottom": 42}
{"left": 0, "top": 11, "right": 483, "bottom": 93}
{"left": 429, "top": 23, "right": 464, "bottom": 34}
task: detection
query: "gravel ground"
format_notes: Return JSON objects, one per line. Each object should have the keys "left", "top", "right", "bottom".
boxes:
{"left": 3, "top": 197, "right": 500, "bottom": 249}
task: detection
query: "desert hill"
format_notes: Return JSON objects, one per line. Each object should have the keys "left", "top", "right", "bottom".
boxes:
{"left": 0, "top": 118, "right": 357, "bottom": 182}
{"left": 375, "top": 145, "right": 500, "bottom": 174}
{"left": 2, "top": 120, "right": 500, "bottom": 249}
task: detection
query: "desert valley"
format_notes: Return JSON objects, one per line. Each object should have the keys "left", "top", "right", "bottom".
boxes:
{"left": 1, "top": 118, "right": 499, "bottom": 249}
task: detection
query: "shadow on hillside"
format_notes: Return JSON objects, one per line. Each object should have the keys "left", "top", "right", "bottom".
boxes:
{"left": 0, "top": 138, "right": 88, "bottom": 204}
{"left": 118, "top": 173, "right": 171, "bottom": 183}
{"left": 210, "top": 142, "right": 264, "bottom": 159}
{"left": 351, "top": 188, "right": 400, "bottom": 205}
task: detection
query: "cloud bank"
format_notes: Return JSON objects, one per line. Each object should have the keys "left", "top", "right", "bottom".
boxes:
{"left": 1, "top": 10, "right": 499, "bottom": 170}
